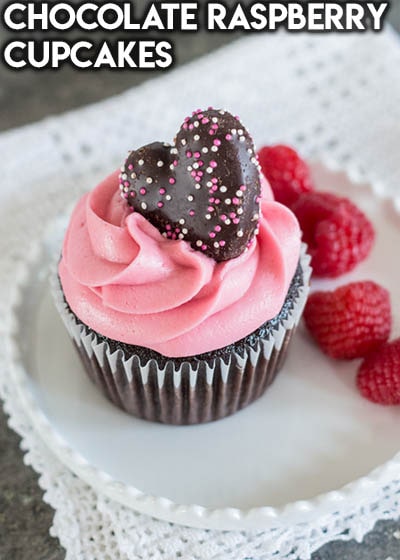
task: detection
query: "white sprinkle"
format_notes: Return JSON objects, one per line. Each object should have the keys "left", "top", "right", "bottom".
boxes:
{"left": 138, "top": 159, "right": 144, "bottom": 166}
{"left": 252, "top": 213, "right": 259, "bottom": 221}
{"left": 237, "top": 230, "right": 244, "bottom": 237}
{"left": 121, "top": 173, "right": 127, "bottom": 180}
{"left": 178, "top": 233, "right": 184, "bottom": 239}
{"left": 247, "top": 148, "right": 253, "bottom": 154}
{"left": 225, "top": 218, "right": 231, "bottom": 225}
{"left": 194, "top": 121, "right": 199, "bottom": 128}
{"left": 237, "top": 208, "right": 243, "bottom": 215}
{"left": 166, "top": 194, "right": 172, "bottom": 201}
{"left": 182, "top": 228, "right": 188, "bottom": 234}
{"left": 187, "top": 195, "right": 194, "bottom": 202}
{"left": 251, "top": 157, "right": 257, "bottom": 164}
{"left": 393, "top": 531, "right": 400, "bottom": 540}
{"left": 220, "top": 186, "right": 227, "bottom": 193}
{"left": 141, "top": 202, "right": 147, "bottom": 210}
{"left": 162, "top": 232, "right": 167, "bottom": 237}
{"left": 157, "top": 160, "right": 164, "bottom": 167}
{"left": 170, "top": 164, "right": 175, "bottom": 171}
{"left": 194, "top": 134, "right": 200, "bottom": 141}
{"left": 163, "top": 142, "right": 170, "bottom": 148}
{"left": 206, "top": 167, "right": 213, "bottom": 174}
{"left": 202, "top": 147, "right": 209, "bottom": 153}
{"left": 120, "top": 165, "right": 125, "bottom": 172}
{"left": 187, "top": 166, "right": 193, "bottom": 171}
{"left": 195, "top": 183, "right": 201, "bottom": 190}
{"left": 193, "top": 162, "right": 199, "bottom": 169}
{"left": 130, "top": 172, "right": 136, "bottom": 179}
{"left": 231, "top": 129, "right": 237, "bottom": 135}
{"left": 254, "top": 227, "right": 259, "bottom": 235}
{"left": 211, "top": 146, "right": 218, "bottom": 152}
{"left": 238, "top": 129, "right": 243, "bottom": 135}
{"left": 181, "top": 139, "right": 186, "bottom": 145}
{"left": 179, "top": 218, "right": 185, "bottom": 225}
{"left": 146, "top": 177, "right": 153, "bottom": 184}
{"left": 225, "top": 198, "right": 232, "bottom": 205}
{"left": 239, "top": 136, "right": 245, "bottom": 142}
{"left": 170, "top": 148, "right": 178, "bottom": 154}
{"left": 123, "top": 187, "right": 128, "bottom": 192}
{"left": 205, "top": 214, "right": 211, "bottom": 220}
{"left": 207, "top": 181, "right": 212, "bottom": 187}
{"left": 236, "top": 190, "right": 243, "bottom": 197}
{"left": 219, "top": 110, "right": 225, "bottom": 115}
{"left": 196, "top": 240, "right": 203, "bottom": 247}
{"left": 212, "top": 117, "right": 218, "bottom": 123}
{"left": 213, "top": 241, "right": 219, "bottom": 248}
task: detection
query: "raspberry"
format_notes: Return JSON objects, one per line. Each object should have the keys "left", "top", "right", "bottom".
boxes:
{"left": 303, "top": 281, "right": 391, "bottom": 359}
{"left": 357, "top": 339, "right": 400, "bottom": 405}
{"left": 291, "top": 192, "right": 375, "bottom": 277}
{"left": 257, "top": 145, "right": 314, "bottom": 207}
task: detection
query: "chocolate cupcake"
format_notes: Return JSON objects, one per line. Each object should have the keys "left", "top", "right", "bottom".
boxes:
{"left": 52, "top": 108, "right": 311, "bottom": 425}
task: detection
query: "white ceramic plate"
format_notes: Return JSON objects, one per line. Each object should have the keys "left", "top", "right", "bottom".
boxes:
{"left": 6, "top": 162, "right": 400, "bottom": 531}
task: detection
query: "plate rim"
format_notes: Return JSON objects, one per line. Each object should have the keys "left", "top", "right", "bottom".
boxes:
{"left": 5, "top": 158, "right": 400, "bottom": 531}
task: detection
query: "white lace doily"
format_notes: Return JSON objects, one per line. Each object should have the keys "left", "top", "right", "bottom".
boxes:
{"left": 1, "top": 30, "right": 400, "bottom": 560}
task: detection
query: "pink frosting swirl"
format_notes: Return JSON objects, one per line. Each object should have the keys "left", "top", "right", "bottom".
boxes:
{"left": 59, "top": 171, "right": 301, "bottom": 357}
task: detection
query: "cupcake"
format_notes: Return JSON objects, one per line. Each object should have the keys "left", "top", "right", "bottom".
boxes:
{"left": 52, "top": 108, "right": 311, "bottom": 425}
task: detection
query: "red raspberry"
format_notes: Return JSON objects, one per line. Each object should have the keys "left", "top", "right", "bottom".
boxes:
{"left": 304, "top": 281, "right": 391, "bottom": 360}
{"left": 357, "top": 339, "right": 400, "bottom": 404}
{"left": 291, "top": 192, "right": 375, "bottom": 277}
{"left": 257, "top": 145, "right": 314, "bottom": 207}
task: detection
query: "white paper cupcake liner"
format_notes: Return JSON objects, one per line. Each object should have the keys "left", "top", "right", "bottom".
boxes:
{"left": 51, "top": 245, "right": 311, "bottom": 424}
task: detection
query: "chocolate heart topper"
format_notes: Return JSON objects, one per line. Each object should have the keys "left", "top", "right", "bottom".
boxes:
{"left": 119, "top": 108, "right": 261, "bottom": 262}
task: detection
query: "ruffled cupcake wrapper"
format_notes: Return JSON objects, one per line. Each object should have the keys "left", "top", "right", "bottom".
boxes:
{"left": 51, "top": 246, "right": 311, "bottom": 425}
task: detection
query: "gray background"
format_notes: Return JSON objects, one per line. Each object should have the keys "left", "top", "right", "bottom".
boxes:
{"left": 1, "top": 2, "right": 400, "bottom": 559}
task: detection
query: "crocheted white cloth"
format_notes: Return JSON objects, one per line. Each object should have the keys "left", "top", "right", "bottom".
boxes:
{"left": 1, "top": 30, "right": 400, "bottom": 560}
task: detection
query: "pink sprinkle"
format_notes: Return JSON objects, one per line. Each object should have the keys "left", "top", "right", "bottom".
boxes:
{"left": 139, "top": 188, "right": 146, "bottom": 195}
{"left": 209, "top": 197, "right": 215, "bottom": 203}
{"left": 211, "top": 178, "right": 218, "bottom": 183}
{"left": 220, "top": 214, "right": 227, "bottom": 221}
{"left": 189, "top": 124, "right": 194, "bottom": 130}
{"left": 194, "top": 151, "right": 201, "bottom": 158}
{"left": 209, "top": 232, "right": 216, "bottom": 238}
{"left": 198, "top": 113, "right": 203, "bottom": 119}
{"left": 184, "top": 116, "right": 190, "bottom": 122}
{"left": 202, "top": 118, "right": 209, "bottom": 124}
{"left": 219, "top": 240, "right": 226, "bottom": 247}
{"left": 230, "top": 212, "right": 236, "bottom": 219}
{"left": 207, "top": 206, "right": 214, "bottom": 212}
{"left": 173, "top": 160, "right": 178, "bottom": 166}
{"left": 256, "top": 196, "right": 261, "bottom": 203}
{"left": 210, "top": 161, "right": 217, "bottom": 168}
{"left": 211, "top": 124, "right": 218, "bottom": 130}
{"left": 166, "top": 231, "right": 172, "bottom": 237}
{"left": 198, "top": 171, "right": 204, "bottom": 176}
{"left": 201, "top": 244, "right": 207, "bottom": 251}
{"left": 166, "top": 224, "right": 171, "bottom": 230}
{"left": 198, "top": 160, "right": 204, "bottom": 167}
{"left": 129, "top": 192, "right": 135, "bottom": 197}
{"left": 175, "top": 227, "right": 180, "bottom": 233}
{"left": 209, "top": 130, "right": 215, "bottom": 135}
{"left": 169, "top": 178, "right": 176, "bottom": 184}
{"left": 186, "top": 151, "right": 192, "bottom": 158}
{"left": 233, "top": 218, "right": 240, "bottom": 224}
{"left": 215, "top": 198, "right": 220, "bottom": 204}
{"left": 157, "top": 201, "right": 164, "bottom": 208}
{"left": 191, "top": 171, "right": 197, "bottom": 177}
{"left": 172, "top": 233, "right": 177, "bottom": 240}
{"left": 240, "top": 185, "right": 247, "bottom": 191}
{"left": 225, "top": 134, "right": 232, "bottom": 140}
{"left": 128, "top": 164, "right": 134, "bottom": 170}
{"left": 189, "top": 210, "right": 195, "bottom": 216}
{"left": 123, "top": 193, "right": 128, "bottom": 199}
{"left": 215, "top": 225, "right": 221, "bottom": 232}
{"left": 124, "top": 181, "right": 129, "bottom": 187}
{"left": 159, "top": 188, "right": 166, "bottom": 195}
{"left": 211, "top": 185, "right": 218, "bottom": 192}
{"left": 195, "top": 175, "right": 202, "bottom": 182}
{"left": 232, "top": 197, "right": 240, "bottom": 205}
{"left": 183, "top": 123, "right": 188, "bottom": 130}
{"left": 213, "top": 139, "right": 221, "bottom": 146}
